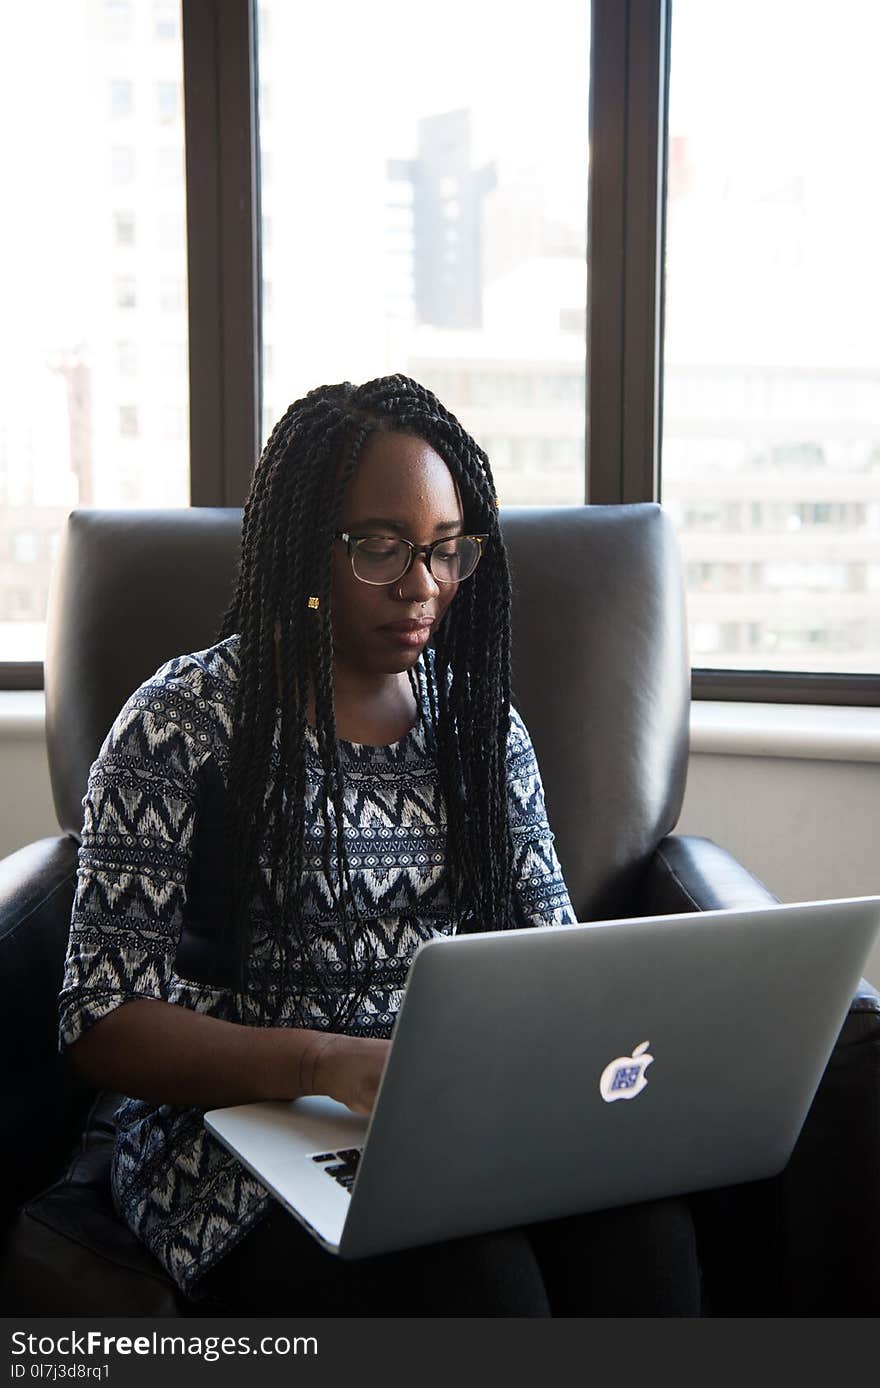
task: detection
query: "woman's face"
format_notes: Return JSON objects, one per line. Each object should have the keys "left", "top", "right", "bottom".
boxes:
{"left": 329, "top": 430, "right": 464, "bottom": 679}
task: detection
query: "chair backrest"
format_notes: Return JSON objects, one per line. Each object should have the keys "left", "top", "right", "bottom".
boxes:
{"left": 45, "top": 504, "right": 690, "bottom": 920}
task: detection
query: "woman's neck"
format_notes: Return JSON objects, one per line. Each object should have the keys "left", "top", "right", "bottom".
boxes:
{"left": 319, "top": 669, "right": 418, "bottom": 746}
{"left": 273, "top": 642, "right": 419, "bottom": 745}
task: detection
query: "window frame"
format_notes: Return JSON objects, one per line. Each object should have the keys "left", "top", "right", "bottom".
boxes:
{"left": 3, "top": 0, "right": 878, "bottom": 704}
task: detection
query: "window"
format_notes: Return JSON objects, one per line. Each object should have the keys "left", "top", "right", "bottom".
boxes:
{"left": 5, "top": 1, "right": 876, "bottom": 701}
{"left": 0, "top": 0, "right": 189, "bottom": 665}
{"left": 114, "top": 211, "right": 135, "bottom": 247}
{"left": 159, "top": 342, "right": 186, "bottom": 375}
{"left": 116, "top": 341, "right": 138, "bottom": 375}
{"left": 255, "top": 0, "right": 589, "bottom": 506}
{"left": 11, "top": 532, "right": 38, "bottom": 564}
{"left": 158, "top": 209, "right": 184, "bottom": 252}
{"left": 115, "top": 276, "right": 137, "bottom": 309}
{"left": 109, "top": 79, "right": 133, "bottom": 118}
{"left": 156, "top": 81, "right": 179, "bottom": 125}
{"left": 661, "top": 0, "right": 880, "bottom": 676}
{"left": 6, "top": 589, "right": 34, "bottom": 620}
{"left": 119, "top": 405, "right": 139, "bottom": 437}
{"left": 160, "top": 276, "right": 186, "bottom": 312}
{"left": 109, "top": 145, "right": 135, "bottom": 184}
{"left": 156, "top": 147, "right": 181, "bottom": 186}
{"left": 153, "top": 0, "right": 177, "bottom": 40}
{"left": 104, "top": 0, "right": 133, "bottom": 42}
{"left": 560, "top": 307, "right": 586, "bottom": 335}
{"left": 117, "top": 467, "right": 142, "bottom": 503}
{"left": 161, "top": 404, "right": 186, "bottom": 441}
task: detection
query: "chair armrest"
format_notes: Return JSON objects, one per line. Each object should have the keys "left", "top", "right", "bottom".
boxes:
{"left": 0, "top": 836, "right": 79, "bottom": 924}
{"left": 640, "top": 833, "right": 880, "bottom": 1024}
{"left": 639, "top": 833, "right": 778, "bottom": 914}
{"left": 0, "top": 836, "right": 94, "bottom": 1215}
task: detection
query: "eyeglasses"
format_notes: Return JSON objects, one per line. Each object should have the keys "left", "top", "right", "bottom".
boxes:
{"left": 335, "top": 532, "right": 488, "bottom": 586}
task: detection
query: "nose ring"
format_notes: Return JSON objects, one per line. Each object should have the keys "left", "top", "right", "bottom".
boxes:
{"left": 396, "top": 583, "right": 426, "bottom": 608}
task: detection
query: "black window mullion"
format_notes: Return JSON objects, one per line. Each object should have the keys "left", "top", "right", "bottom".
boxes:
{"left": 586, "top": 0, "right": 628, "bottom": 504}
{"left": 182, "top": 0, "right": 261, "bottom": 508}
{"left": 587, "top": 0, "right": 668, "bottom": 505}
{"left": 620, "top": 0, "right": 668, "bottom": 503}
{"left": 692, "top": 670, "right": 880, "bottom": 706}
{"left": 1, "top": 664, "right": 41, "bottom": 691}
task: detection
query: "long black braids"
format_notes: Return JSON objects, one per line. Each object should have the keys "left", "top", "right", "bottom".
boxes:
{"left": 215, "top": 374, "right": 514, "bottom": 1029}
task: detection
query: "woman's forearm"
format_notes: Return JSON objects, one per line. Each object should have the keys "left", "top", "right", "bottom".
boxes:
{"left": 66, "top": 997, "right": 364, "bottom": 1109}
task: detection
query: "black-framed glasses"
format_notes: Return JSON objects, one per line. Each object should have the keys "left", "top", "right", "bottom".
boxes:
{"left": 335, "top": 532, "right": 488, "bottom": 586}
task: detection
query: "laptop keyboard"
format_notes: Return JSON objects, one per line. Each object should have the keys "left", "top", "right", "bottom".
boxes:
{"left": 310, "top": 1147, "right": 363, "bottom": 1193}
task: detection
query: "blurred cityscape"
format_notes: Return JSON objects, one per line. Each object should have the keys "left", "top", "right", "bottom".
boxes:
{"left": 2, "top": 0, "right": 878, "bottom": 673}
{"left": 0, "top": 0, "right": 189, "bottom": 659}
{"left": 662, "top": 130, "right": 880, "bottom": 672}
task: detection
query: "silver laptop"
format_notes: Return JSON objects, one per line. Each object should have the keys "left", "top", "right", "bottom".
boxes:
{"left": 205, "top": 896, "right": 880, "bottom": 1260}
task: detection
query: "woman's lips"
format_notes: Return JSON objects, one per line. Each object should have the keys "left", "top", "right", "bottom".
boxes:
{"left": 377, "top": 619, "right": 433, "bottom": 647}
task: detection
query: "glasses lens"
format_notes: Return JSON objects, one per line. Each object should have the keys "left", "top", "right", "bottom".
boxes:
{"left": 351, "top": 538, "right": 409, "bottom": 584}
{"left": 349, "top": 535, "right": 484, "bottom": 584}
{"left": 429, "top": 536, "right": 481, "bottom": 582}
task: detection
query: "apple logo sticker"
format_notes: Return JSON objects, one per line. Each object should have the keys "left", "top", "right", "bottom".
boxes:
{"left": 599, "top": 1041, "right": 654, "bottom": 1103}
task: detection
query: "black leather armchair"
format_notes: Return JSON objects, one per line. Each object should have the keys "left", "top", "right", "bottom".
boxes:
{"left": 2, "top": 504, "right": 878, "bottom": 1315}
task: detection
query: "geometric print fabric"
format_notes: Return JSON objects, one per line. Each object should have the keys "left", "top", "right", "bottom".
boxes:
{"left": 58, "top": 634, "right": 575, "bottom": 1293}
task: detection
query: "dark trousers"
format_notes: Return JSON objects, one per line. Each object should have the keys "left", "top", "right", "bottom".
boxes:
{"left": 199, "top": 1196, "right": 701, "bottom": 1317}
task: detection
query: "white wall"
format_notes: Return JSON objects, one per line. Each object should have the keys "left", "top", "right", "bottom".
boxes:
{"left": 680, "top": 754, "right": 880, "bottom": 909}
{"left": 679, "top": 754, "right": 880, "bottom": 987}
{"left": 680, "top": 704, "right": 880, "bottom": 988}
{"left": 2, "top": 696, "right": 879, "bottom": 988}
{"left": 0, "top": 694, "right": 57, "bottom": 857}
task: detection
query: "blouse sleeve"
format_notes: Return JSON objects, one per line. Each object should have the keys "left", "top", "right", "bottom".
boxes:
{"left": 58, "top": 685, "right": 212, "bottom": 1050}
{"left": 506, "top": 706, "right": 577, "bottom": 929}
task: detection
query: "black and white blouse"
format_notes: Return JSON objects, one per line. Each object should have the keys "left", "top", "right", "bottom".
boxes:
{"left": 58, "top": 635, "right": 575, "bottom": 1295}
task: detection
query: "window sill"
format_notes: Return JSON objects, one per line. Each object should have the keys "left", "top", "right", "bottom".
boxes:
{"left": 0, "top": 691, "right": 46, "bottom": 738}
{"left": 690, "top": 700, "right": 880, "bottom": 763}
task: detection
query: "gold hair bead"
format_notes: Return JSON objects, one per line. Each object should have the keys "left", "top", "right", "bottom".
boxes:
{"left": 307, "top": 596, "right": 320, "bottom": 610}
{"left": 494, "top": 495, "right": 500, "bottom": 509}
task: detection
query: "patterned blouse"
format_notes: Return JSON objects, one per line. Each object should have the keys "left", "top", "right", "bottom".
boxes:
{"left": 58, "top": 634, "right": 575, "bottom": 1295}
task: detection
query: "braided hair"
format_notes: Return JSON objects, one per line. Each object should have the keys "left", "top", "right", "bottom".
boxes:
{"left": 215, "top": 374, "right": 513, "bottom": 1029}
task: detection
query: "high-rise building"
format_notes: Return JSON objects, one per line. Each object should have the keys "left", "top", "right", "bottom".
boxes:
{"left": 388, "top": 109, "right": 495, "bottom": 331}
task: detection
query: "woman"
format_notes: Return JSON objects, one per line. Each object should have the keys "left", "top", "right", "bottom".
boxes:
{"left": 59, "top": 374, "right": 700, "bottom": 1315}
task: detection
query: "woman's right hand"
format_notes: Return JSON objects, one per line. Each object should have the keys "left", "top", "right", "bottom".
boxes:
{"left": 305, "top": 1033, "right": 392, "bottom": 1116}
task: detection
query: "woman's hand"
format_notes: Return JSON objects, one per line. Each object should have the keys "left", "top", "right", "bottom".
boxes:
{"left": 304, "top": 1033, "right": 392, "bottom": 1116}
